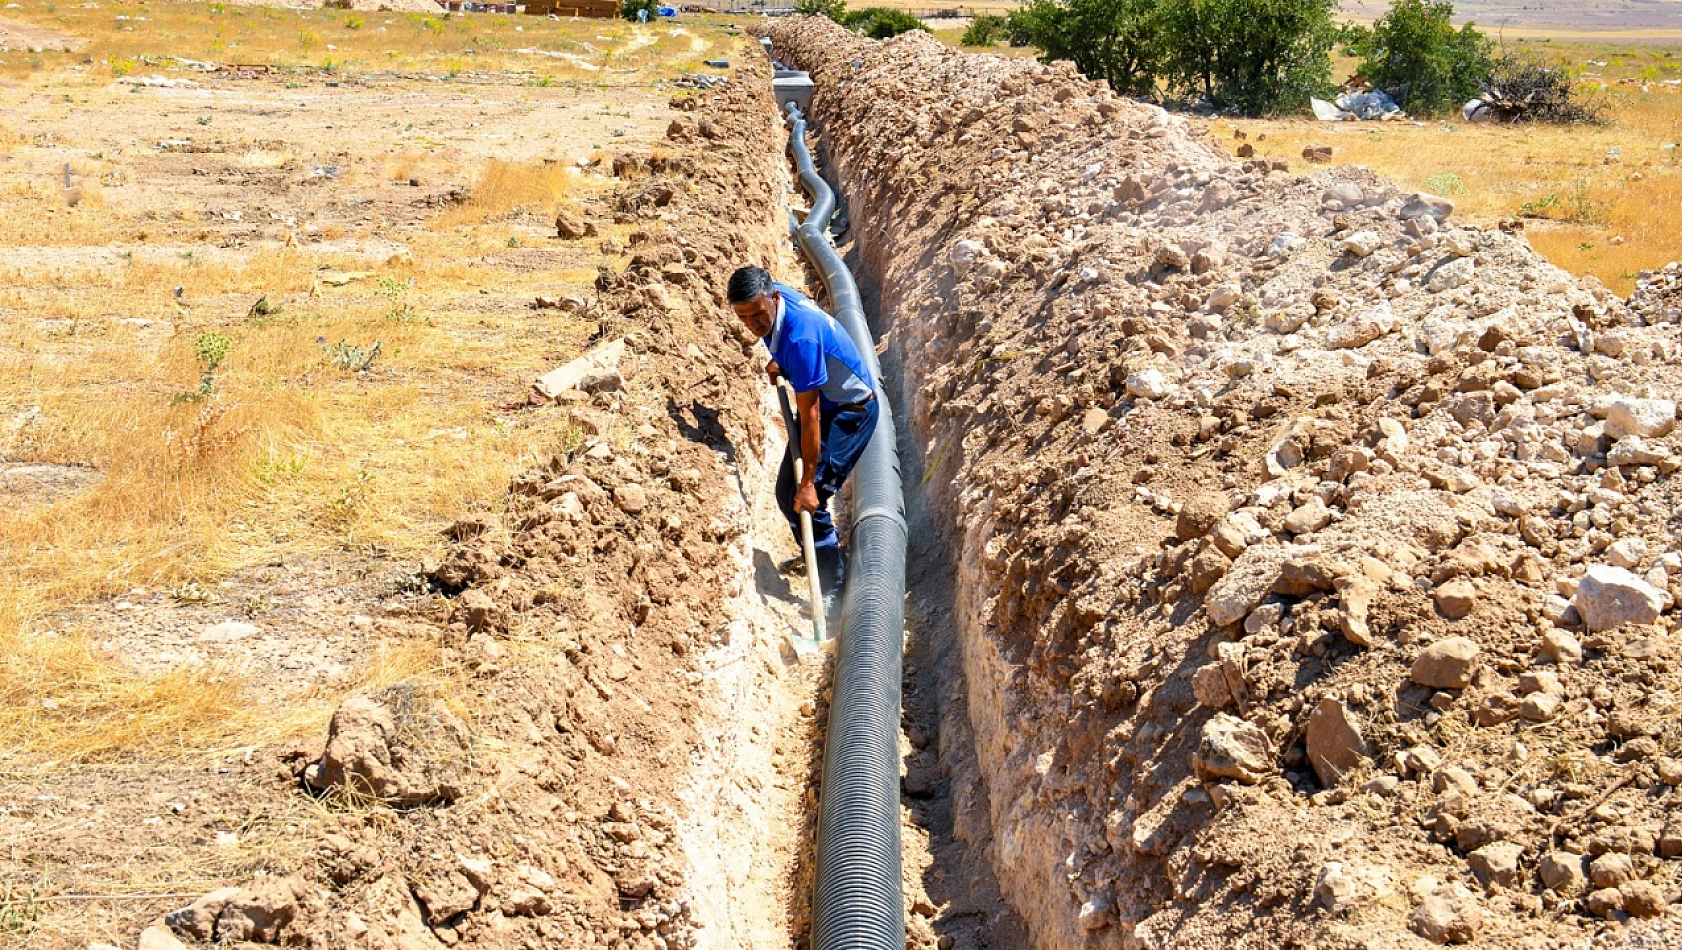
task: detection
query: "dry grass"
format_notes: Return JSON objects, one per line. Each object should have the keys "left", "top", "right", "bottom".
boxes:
{"left": 0, "top": 1, "right": 709, "bottom": 80}
{"left": 1213, "top": 40, "right": 1682, "bottom": 294}
{"left": 0, "top": 7, "right": 715, "bottom": 772}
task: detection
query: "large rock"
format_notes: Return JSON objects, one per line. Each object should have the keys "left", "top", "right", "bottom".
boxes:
{"left": 1573, "top": 565, "right": 1665, "bottom": 631}
{"left": 1192, "top": 713, "right": 1275, "bottom": 785}
{"left": 1401, "top": 192, "right": 1455, "bottom": 222}
{"left": 1334, "top": 575, "right": 1378, "bottom": 646}
{"left": 1306, "top": 698, "right": 1370, "bottom": 787}
{"left": 1205, "top": 545, "right": 1291, "bottom": 627}
{"left": 215, "top": 876, "right": 303, "bottom": 943}
{"left": 1411, "top": 637, "right": 1480, "bottom": 689}
{"left": 1604, "top": 397, "right": 1676, "bottom": 439}
{"left": 303, "top": 690, "right": 469, "bottom": 807}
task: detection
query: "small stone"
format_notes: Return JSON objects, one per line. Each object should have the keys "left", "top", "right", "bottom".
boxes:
{"left": 1586, "top": 886, "right": 1624, "bottom": 919}
{"left": 1334, "top": 575, "right": 1378, "bottom": 646}
{"left": 1283, "top": 496, "right": 1333, "bottom": 535}
{"left": 1302, "top": 143, "right": 1334, "bottom": 163}
{"left": 1539, "top": 852, "right": 1590, "bottom": 895}
{"left": 1412, "top": 636, "right": 1480, "bottom": 688}
{"left": 1077, "top": 897, "right": 1114, "bottom": 931}
{"left": 1539, "top": 629, "right": 1582, "bottom": 665}
{"left": 1314, "top": 861, "right": 1358, "bottom": 911}
{"left": 553, "top": 209, "right": 596, "bottom": 240}
{"left": 1520, "top": 691, "right": 1562, "bottom": 722}
{"left": 1081, "top": 407, "right": 1110, "bottom": 436}
{"left": 1175, "top": 496, "right": 1226, "bottom": 542}
{"left": 1341, "top": 231, "right": 1382, "bottom": 258}
{"left": 1192, "top": 712, "right": 1275, "bottom": 785}
{"left": 166, "top": 888, "right": 242, "bottom": 941}
{"left": 1409, "top": 886, "right": 1482, "bottom": 944}
{"left": 1433, "top": 580, "right": 1476, "bottom": 620}
{"left": 1126, "top": 369, "right": 1171, "bottom": 400}
{"left": 214, "top": 876, "right": 301, "bottom": 943}
{"left": 1574, "top": 564, "right": 1665, "bottom": 631}
{"left": 1468, "top": 841, "right": 1524, "bottom": 890}
{"left": 1428, "top": 257, "right": 1476, "bottom": 292}
{"left": 1590, "top": 852, "right": 1635, "bottom": 889}
{"left": 614, "top": 483, "right": 647, "bottom": 514}
{"left": 1306, "top": 698, "right": 1370, "bottom": 787}
{"left": 138, "top": 926, "right": 189, "bottom": 950}
{"left": 1620, "top": 880, "right": 1666, "bottom": 918}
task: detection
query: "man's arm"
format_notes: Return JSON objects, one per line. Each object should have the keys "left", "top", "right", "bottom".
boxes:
{"left": 794, "top": 388, "right": 822, "bottom": 514}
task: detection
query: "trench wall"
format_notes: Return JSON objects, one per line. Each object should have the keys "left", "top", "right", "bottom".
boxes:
{"left": 770, "top": 19, "right": 1682, "bottom": 950}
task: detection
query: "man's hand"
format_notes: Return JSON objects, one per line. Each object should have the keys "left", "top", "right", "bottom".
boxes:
{"left": 765, "top": 359, "right": 781, "bottom": 384}
{"left": 793, "top": 479, "right": 819, "bottom": 515}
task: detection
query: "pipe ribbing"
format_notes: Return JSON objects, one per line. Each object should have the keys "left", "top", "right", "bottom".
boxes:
{"left": 784, "top": 100, "right": 908, "bottom": 950}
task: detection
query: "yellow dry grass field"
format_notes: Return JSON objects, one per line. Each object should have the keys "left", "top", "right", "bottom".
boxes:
{"left": 1211, "top": 42, "right": 1682, "bottom": 295}
{"left": 0, "top": 4, "right": 746, "bottom": 940}
{"left": 0, "top": 5, "right": 732, "bottom": 778}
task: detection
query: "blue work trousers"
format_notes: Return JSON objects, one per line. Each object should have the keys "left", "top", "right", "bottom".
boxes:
{"left": 775, "top": 397, "right": 879, "bottom": 551}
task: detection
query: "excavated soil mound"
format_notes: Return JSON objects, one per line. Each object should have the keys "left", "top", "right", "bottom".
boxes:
{"left": 140, "top": 58, "right": 790, "bottom": 950}
{"left": 769, "top": 18, "right": 1682, "bottom": 950}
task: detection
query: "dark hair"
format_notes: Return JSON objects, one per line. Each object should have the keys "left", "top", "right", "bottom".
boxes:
{"left": 726, "top": 265, "right": 773, "bottom": 305}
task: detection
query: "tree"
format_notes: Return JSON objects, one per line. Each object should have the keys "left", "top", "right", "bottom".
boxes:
{"left": 838, "top": 7, "right": 927, "bottom": 38}
{"left": 1160, "top": 0, "right": 1338, "bottom": 115}
{"left": 795, "top": 0, "right": 846, "bottom": 21}
{"left": 1005, "top": 0, "right": 1164, "bottom": 97}
{"left": 961, "top": 13, "right": 1009, "bottom": 47}
{"left": 619, "top": 0, "right": 659, "bottom": 20}
{"left": 1359, "top": 0, "right": 1493, "bottom": 114}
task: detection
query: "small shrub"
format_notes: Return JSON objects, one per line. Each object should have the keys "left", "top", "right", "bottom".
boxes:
{"left": 322, "top": 339, "right": 383, "bottom": 372}
{"left": 299, "top": 29, "right": 320, "bottom": 50}
{"left": 839, "top": 7, "right": 926, "bottom": 39}
{"left": 345, "top": 14, "right": 364, "bottom": 29}
{"left": 795, "top": 0, "right": 846, "bottom": 19}
{"left": 1421, "top": 171, "right": 1464, "bottom": 195}
{"left": 176, "top": 331, "right": 233, "bottom": 403}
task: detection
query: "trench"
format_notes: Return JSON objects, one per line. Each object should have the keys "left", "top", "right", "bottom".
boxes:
{"left": 772, "top": 53, "right": 1031, "bottom": 950}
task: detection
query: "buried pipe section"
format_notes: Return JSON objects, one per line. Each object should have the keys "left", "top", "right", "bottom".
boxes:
{"left": 783, "top": 91, "right": 909, "bottom": 950}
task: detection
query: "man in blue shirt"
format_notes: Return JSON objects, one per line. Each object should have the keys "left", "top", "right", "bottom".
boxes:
{"left": 726, "top": 265, "right": 879, "bottom": 600}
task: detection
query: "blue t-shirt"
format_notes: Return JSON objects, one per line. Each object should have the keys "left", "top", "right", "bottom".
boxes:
{"left": 766, "top": 282, "right": 876, "bottom": 410}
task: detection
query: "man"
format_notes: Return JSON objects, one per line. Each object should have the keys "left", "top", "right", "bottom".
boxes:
{"left": 726, "top": 265, "right": 879, "bottom": 602}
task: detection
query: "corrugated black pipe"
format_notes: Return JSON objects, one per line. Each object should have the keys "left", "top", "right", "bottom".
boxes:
{"left": 784, "top": 99, "right": 908, "bottom": 950}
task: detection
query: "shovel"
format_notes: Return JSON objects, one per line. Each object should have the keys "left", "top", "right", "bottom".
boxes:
{"left": 777, "top": 383, "right": 826, "bottom": 642}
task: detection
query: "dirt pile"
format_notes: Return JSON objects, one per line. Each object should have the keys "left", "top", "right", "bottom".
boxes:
{"left": 769, "top": 18, "right": 1682, "bottom": 950}
{"left": 138, "top": 59, "right": 788, "bottom": 950}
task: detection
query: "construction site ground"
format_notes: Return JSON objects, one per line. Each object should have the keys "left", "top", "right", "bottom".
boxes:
{"left": 4, "top": 5, "right": 1682, "bottom": 950}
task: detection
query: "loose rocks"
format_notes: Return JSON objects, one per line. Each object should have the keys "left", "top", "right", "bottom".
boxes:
{"left": 1192, "top": 712, "right": 1275, "bottom": 785}
{"left": 1411, "top": 637, "right": 1480, "bottom": 689}
{"left": 302, "top": 690, "right": 468, "bottom": 806}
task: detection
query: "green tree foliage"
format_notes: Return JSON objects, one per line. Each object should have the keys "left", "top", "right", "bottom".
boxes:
{"left": 838, "top": 7, "right": 927, "bottom": 38}
{"left": 619, "top": 0, "right": 659, "bottom": 21}
{"left": 1159, "top": 0, "right": 1337, "bottom": 115}
{"left": 1005, "top": 0, "right": 1335, "bottom": 113}
{"left": 961, "top": 13, "right": 1009, "bottom": 46}
{"left": 1006, "top": 0, "right": 1163, "bottom": 97}
{"left": 795, "top": 0, "right": 846, "bottom": 21}
{"left": 1359, "top": 0, "right": 1493, "bottom": 114}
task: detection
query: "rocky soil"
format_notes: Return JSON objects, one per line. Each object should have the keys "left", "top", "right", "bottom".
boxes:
{"left": 99, "top": 54, "right": 833, "bottom": 950}
{"left": 769, "top": 18, "right": 1682, "bottom": 950}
